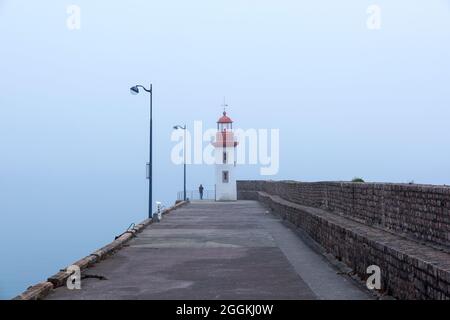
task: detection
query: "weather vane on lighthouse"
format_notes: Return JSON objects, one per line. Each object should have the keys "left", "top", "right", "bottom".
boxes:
{"left": 221, "top": 97, "right": 228, "bottom": 113}
{"left": 212, "top": 99, "right": 238, "bottom": 201}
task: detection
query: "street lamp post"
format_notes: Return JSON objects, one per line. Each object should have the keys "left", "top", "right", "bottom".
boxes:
{"left": 173, "top": 125, "right": 187, "bottom": 201}
{"left": 130, "top": 84, "right": 153, "bottom": 218}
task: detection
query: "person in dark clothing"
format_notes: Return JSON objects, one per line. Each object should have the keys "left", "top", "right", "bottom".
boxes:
{"left": 199, "top": 184, "right": 204, "bottom": 200}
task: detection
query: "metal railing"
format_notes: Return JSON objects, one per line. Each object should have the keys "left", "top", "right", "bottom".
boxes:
{"left": 177, "top": 189, "right": 215, "bottom": 201}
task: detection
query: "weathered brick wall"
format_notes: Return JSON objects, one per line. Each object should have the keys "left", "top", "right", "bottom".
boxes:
{"left": 238, "top": 180, "right": 450, "bottom": 248}
{"left": 242, "top": 190, "right": 450, "bottom": 299}
{"left": 238, "top": 181, "right": 450, "bottom": 299}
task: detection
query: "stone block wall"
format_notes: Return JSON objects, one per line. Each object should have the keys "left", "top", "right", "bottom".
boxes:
{"left": 238, "top": 180, "right": 450, "bottom": 299}
{"left": 238, "top": 180, "right": 450, "bottom": 248}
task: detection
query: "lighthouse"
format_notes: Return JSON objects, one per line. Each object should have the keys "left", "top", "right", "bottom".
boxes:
{"left": 212, "top": 110, "right": 238, "bottom": 201}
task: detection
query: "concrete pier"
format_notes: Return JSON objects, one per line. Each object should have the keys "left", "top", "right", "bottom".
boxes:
{"left": 45, "top": 201, "right": 371, "bottom": 300}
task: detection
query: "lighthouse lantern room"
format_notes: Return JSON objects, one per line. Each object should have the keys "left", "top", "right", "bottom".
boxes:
{"left": 212, "top": 111, "right": 238, "bottom": 201}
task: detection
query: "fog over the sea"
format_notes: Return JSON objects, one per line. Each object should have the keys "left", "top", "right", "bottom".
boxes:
{"left": 1, "top": 0, "right": 449, "bottom": 299}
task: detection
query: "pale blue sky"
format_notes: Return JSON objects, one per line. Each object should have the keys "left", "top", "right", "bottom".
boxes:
{"left": 1, "top": 0, "right": 449, "bottom": 298}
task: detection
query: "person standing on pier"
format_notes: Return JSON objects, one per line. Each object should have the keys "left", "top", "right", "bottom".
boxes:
{"left": 199, "top": 184, "right": 204, "bottom": 200}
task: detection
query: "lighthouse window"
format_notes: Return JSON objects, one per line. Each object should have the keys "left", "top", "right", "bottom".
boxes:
{"left": 219, "top": 123, "right": 232, "bottom": 131}
{"left": 222, "top": 171, "right": 229, "bottom": 183}
{"left": 223, "top": 151, "right": 227, "bottom": 164}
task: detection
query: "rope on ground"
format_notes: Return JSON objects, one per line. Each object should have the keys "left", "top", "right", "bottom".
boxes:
{"left": 81, "top": 274, "right": 108, "bottom": 281}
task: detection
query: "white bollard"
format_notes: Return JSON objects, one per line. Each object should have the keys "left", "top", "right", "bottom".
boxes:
{"left": 153, "top": 201, "right": 163, "bottom": 222}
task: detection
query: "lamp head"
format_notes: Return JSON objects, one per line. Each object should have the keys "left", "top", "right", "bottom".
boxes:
{"left": 130, "top": 86, "right": 139, "bottom": 95}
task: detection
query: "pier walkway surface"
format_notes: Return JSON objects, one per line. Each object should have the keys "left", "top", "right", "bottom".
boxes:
{"left": 46, "top": 201, "right": 372, "bottom": 300}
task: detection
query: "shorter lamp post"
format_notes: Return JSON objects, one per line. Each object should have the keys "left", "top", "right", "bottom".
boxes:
{"left": 173, "top": 124, "right": 187, "bottom": 201}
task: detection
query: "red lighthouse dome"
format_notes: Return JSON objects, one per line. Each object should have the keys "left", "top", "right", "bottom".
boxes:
{"left": 217, "top": 111, "right": 233, "bottom": 124}
{"left": 217, "top": 111, "right": 233, "bottom": 132}
{"left": 213, "top": 111, "right": 238, "bottom": 148}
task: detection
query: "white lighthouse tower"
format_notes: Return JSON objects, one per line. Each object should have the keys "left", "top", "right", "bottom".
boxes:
{"left": 212, "top": 110, "right": 238, "bottom": 201}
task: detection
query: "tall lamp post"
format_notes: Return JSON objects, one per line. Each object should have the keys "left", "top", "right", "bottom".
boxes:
{"left": 130, "top": 84, "right": 153, "bottom": 218}
{"left": 173, "top": 124, "right": 187, "bottom": 201}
